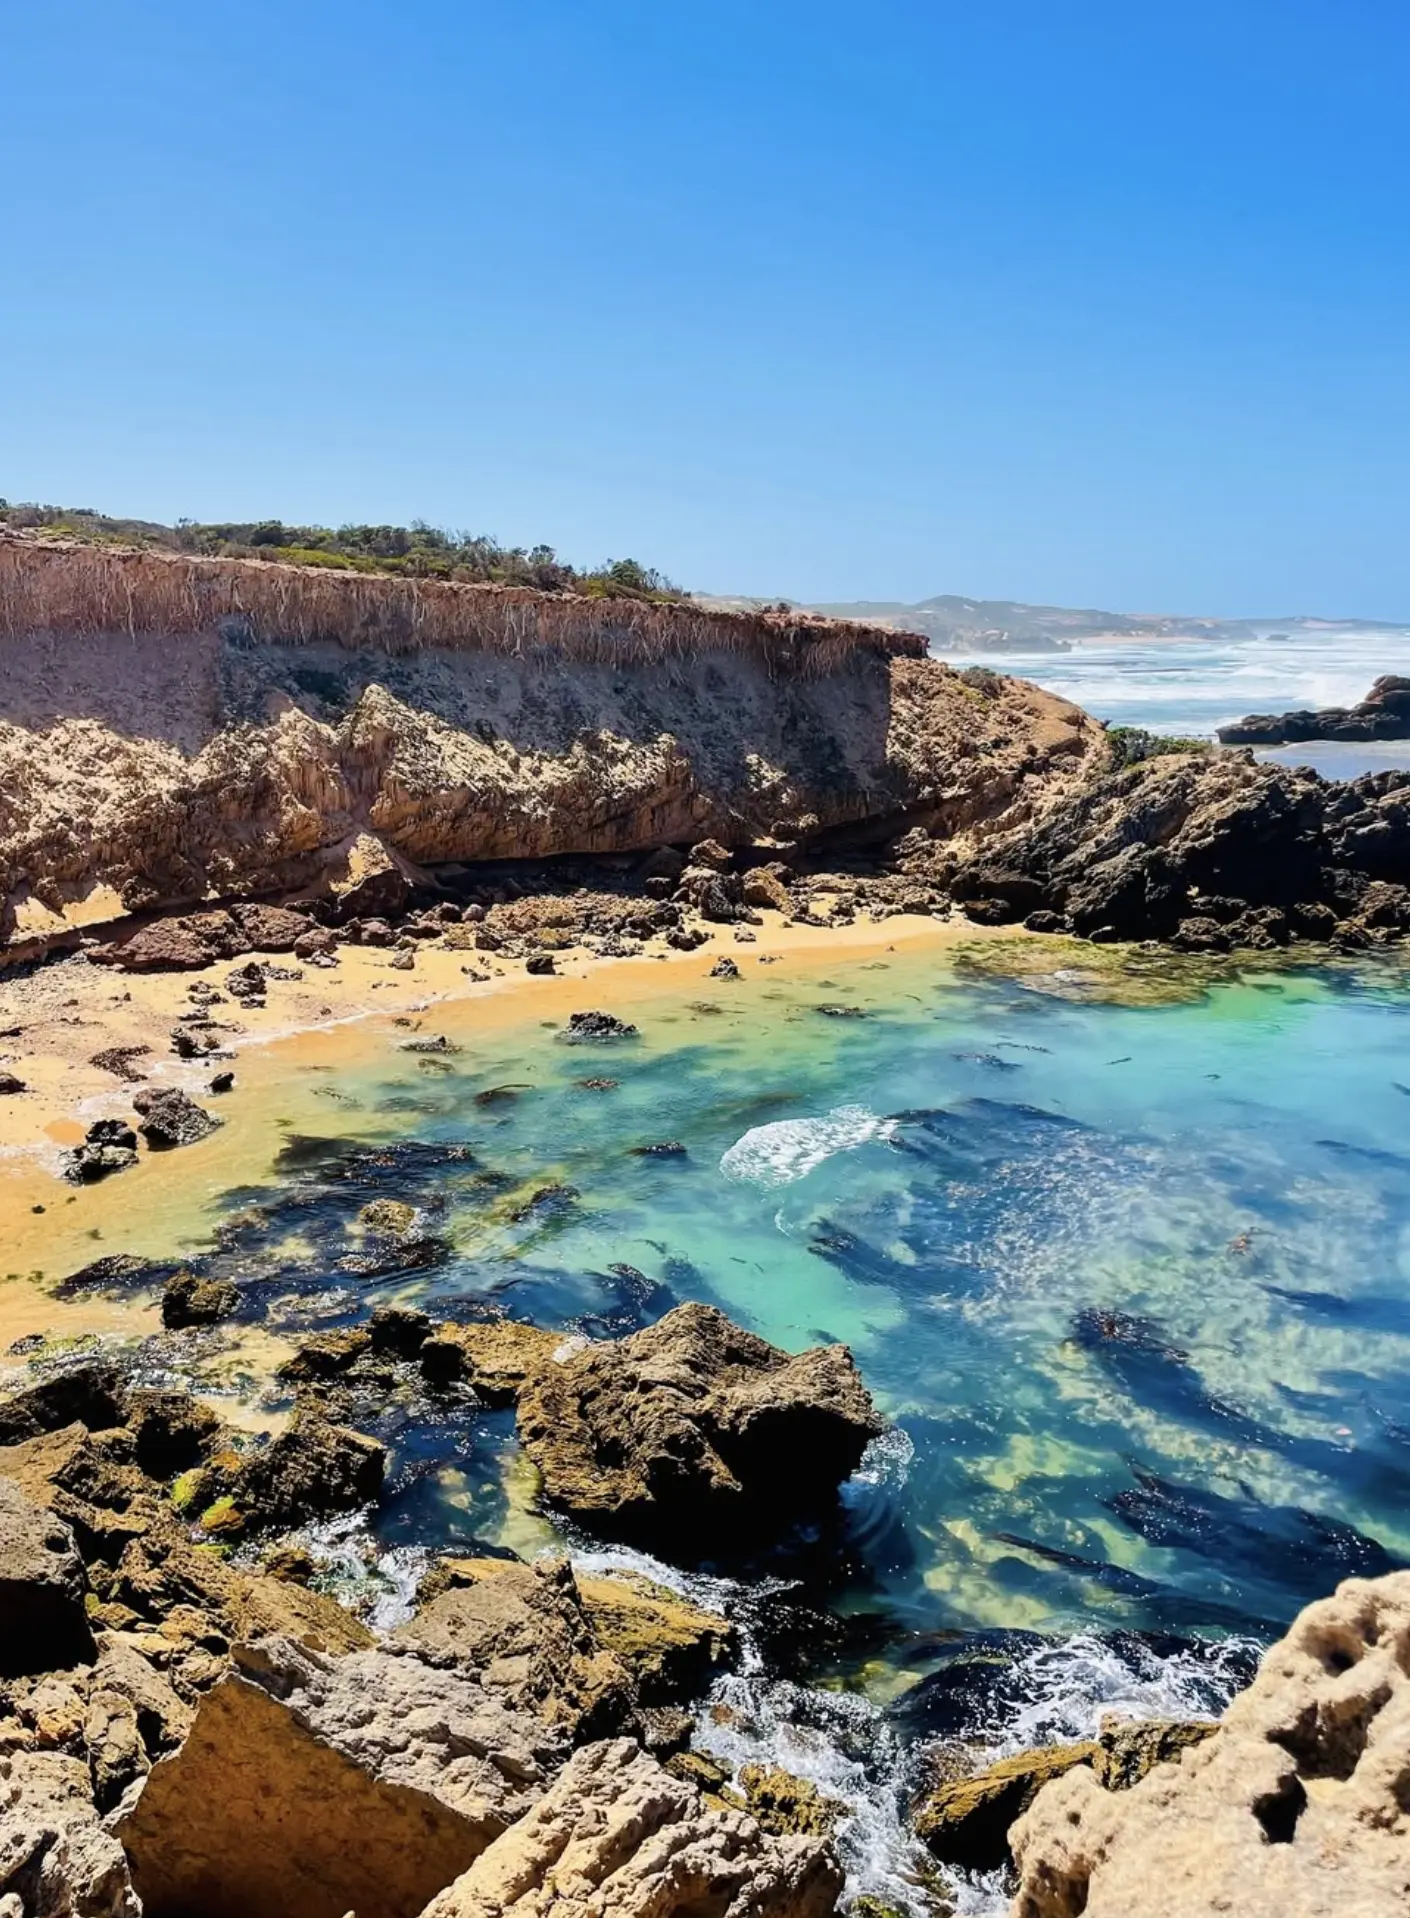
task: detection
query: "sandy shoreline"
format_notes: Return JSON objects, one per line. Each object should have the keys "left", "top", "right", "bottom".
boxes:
{"left": 0, "top": 909, "right": 1013, "bottom": 1356}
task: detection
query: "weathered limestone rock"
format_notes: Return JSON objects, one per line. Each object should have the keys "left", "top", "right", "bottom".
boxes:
{"left": 1091, "top": 1714, "right": 1216, "bottom": 1790}
{"left": 401, "top": 1555, "right": 736, "bottom": 1733}
{"left": 419, "top": 1318, "right": 562, "bottom": 1405}
{"left": 742, "top": 867, "right": 792, "bottom": 912}
{"left": 417, "top": 1737, "right": 842, "bottom": 1918}
{"left": 394, "top": 1555, "right": 638, "bottom": 1740}
{"left": 514, "top": 1303, "right": 883, "bottom": 1556}
{"left": 1008, "top": 1572, "right": 1410, "bottom": 1917}
{"left": 738, "top": 1764, "right": 843, "bottom": 1839}
{"left": 0, "top": 1749, "right": 139, "bottom": 1918}
{"left": 571, "top": 1567, "right": 738, "bottom": 1702}
{"left": 118, "top": 1635, "right": 561, "bottom": 1918}
{"left": 0, "top": 1479, "right": 95, "bottom": 1676}
{"left": 225, "top": 1406, "right": 386, "bottom": 1533}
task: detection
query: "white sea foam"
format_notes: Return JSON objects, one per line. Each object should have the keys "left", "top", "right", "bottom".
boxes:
{"left": 720, "top": 1105, "right": 895, "bottom": 1189}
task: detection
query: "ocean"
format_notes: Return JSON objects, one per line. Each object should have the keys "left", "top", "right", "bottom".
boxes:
{"left": 957, "top": 627, "right": 1410, "bottom": 775}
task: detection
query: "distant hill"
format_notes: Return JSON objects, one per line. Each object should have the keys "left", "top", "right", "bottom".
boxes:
{"left": 699, "top": 591, "right": 1410, "bottom": 655}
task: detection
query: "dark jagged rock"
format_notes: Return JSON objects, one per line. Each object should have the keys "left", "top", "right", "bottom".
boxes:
{"left": 161, "top": 1271, "right": 240, "bottom": 1330}
{"left": 230, "top": 1409, "right": 386, "bottom": 1533}
{"left": 559, "top": 1009, "right": 638, "bottom": 1043}
{"left": 0, "top": 1069, "right": 26, "bottom": 1093}
{"left": 934, "top": 752, "right": 1410, "bottom": 944}
{"left": 514, "top": 1302, "right": 884, "bottom": 1558}
{"left": 1219, "top": 674, "right": 1410, "bottom": 745}
{"left": 63, "top": 1120, "right": 138, "bottom": 1183}
{"left": 133, "top": 1086, "right": 222, "bottom": 1149}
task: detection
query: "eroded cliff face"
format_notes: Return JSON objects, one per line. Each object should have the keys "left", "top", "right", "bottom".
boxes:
{"left": 0, "top": 585, "right": 1103, "bottom": 953}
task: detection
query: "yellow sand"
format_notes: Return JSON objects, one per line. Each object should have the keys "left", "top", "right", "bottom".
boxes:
{"left": 0, "top": 911, "right": 1015, "bottom": 1354}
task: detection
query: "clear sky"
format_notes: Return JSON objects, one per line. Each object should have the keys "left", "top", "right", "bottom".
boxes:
{"left": 3, "top": 1, "right": 1407, "bottom": 615}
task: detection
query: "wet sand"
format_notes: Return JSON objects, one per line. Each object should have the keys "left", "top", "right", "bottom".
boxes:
{"left": 0, "top": 909, "right": 1014, "bottom": 1354}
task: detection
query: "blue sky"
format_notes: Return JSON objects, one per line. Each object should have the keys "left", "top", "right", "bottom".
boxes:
{"left": 3, "top": 2, "right": 1407, "bottom": 614}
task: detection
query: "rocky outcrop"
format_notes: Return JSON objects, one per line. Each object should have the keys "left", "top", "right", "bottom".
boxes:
{"left": 118, "top": 1635, "right": 562, "bottom": 1918}
{"left": 1219, "top": 674, "right": 1410, "bottom": 745}
{"left": 925, "top": 749, "right": 1410, "bottom": 944}
{"left": 0, "top": 535, "right": 1103, "bottom": 954}
{"left": 409, "top": 1556, "right": 737, "bottom": 1725}
{"left": 392, "top": 1555, "right": 642, "bottom": 1742}
{"left": 513, "top": 1303, "right": 884, "bottom": 1557}
{"left": 417, "top": 1736, "right": 842, "bottom": 1918}
{"left": 1008, "top": 1571, "right": 1410, "bottom": 1917}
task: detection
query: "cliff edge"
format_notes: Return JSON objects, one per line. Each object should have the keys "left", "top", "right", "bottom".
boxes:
{"left": 0, "top": 535, "right": 1104, "bottom": 953}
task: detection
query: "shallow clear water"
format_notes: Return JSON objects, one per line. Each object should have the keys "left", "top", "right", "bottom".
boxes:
{"left": 949, "top": 628, "right": 1410, "bottom": 753}
{"left": 104, "top": 941, "right": 1410, "bottom": 1910}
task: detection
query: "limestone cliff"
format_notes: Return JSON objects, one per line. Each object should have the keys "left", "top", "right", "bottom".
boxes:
{"left": 0, "top": 535, "right": 1104, "bottom": 953}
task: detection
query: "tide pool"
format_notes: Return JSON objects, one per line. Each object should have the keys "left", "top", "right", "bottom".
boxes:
{"left": 45, "top": 937, "right": 1410, "bottom": 1911}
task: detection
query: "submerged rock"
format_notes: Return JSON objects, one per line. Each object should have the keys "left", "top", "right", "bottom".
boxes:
{"left": 418, "top": 1736, "right": 842, "bottom": 1918}
{"left": 559, "top": 1009, "right": 638, "bottom": 1042}
{"left": 514, "top": 1302, "right": 884, "bottom": 1557}
{"left": 1009, "top": 1571, "right": 1410, "bottom": 1916}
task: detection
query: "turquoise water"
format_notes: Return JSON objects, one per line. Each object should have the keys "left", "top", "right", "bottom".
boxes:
{"left": 147, "top": 941, "right": 1410, "bottom": 1908}
{"left": 198, "top": 945, "right": 1410, "bottom": 1643}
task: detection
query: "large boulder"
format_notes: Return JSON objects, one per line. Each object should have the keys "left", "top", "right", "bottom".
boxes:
{"left": 118, "top": 1635, "right": 561, "bottom": 1918}
{"left": 1009, "top": 1571, "right": 1410, "bottom": 1917}
{"left": 0, "top": 1479, "right": 95, "bottom": 1676}
{"left": 514, "top": 1303, "right": 883, "bottom": 1557}
{"left": 417, "top": 1736, "right": 842, "bottom": 1918}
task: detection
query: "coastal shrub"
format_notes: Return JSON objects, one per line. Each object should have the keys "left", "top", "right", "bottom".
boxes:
{"left": 0, "top": 499, "right": 687, "bottom": 602}
{"left": 1105, "top": 725, "right": 1213, "bottom": 769}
